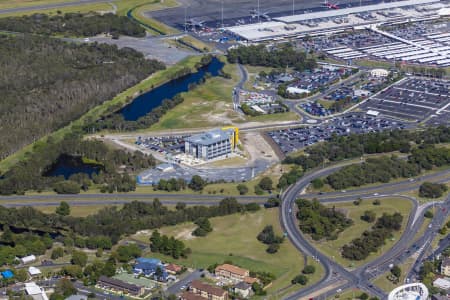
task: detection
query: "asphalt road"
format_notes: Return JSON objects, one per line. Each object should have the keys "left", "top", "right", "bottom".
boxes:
{"left": 280, "top": 163, "right": 450, "bottom": 299}
{"left": 0, "top": 0, "right": 111, "bottom": 15}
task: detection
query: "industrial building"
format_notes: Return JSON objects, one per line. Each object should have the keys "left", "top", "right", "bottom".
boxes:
{"left": 185, "top": 127, "right": 239, "bottom": 161}
{"left": 225, "top": 0, "right": 446, "bottom": 42}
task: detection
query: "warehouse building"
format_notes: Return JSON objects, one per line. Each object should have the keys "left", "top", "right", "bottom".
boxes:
{"left": 185, "top": 127, "right": 238, "bottom": 161}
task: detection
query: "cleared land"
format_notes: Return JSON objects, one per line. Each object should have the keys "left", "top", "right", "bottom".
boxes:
{"left": 131, "top": 209, "right": 324, "bottom": 294}
{"left": 310, "top": 197, "right": 413, "bottom": 268}
{"left": 35, "top": 204, "right": 122, "bottom": 217}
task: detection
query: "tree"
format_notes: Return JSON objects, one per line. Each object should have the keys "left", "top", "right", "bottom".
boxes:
{"left": 51, "top": 247, "right": 65, "bottom": 260}
{"left": 71, "top": 250, "right": 88, "bottom": 267}
{"left": 311, "top": 178, "right": 324, "bottom": 189}
{"left": 361, "top": 210, "right": 376, "bottom": 223}
{"left": 391, "top": 265, "right": 401, "bottom": 278}
{"left": 176, "top": 202, "right": 186, "bottom": 210}
{"left": 236, "top": 184, "right": 249, "bottom": 195}
{"left": 302, "top": 265, "right": 316, "bottom": 274}
{"left": 254, "top": 185, "right": 264, "bottom": 195}
{"left": 291, "top": 274, "right": 308, "bottom": 285}
{"left": 193, "top": 218, "right": 213, "bottom": 237}
{"left": 373, "top": 199, "right": 381, "bottom": 205}
{"left": 55, "top": 278, "right": 77, "bottom": 297}
{"left": 419, "top": 182, "right": 448, "bottom": 198}
{"left": 53, "top": 181, "right": 80, "bottom": 195}
{"left": 424, "top": 210, "right": 434, "bottom": 218}
{"left": 258, "top": 177, "right": 273, "bottom": 191}
{"left": 56, "top": 201, "right": 71, "bottom": 216}
{"left": 359, "top": 293, "right": 369, "bottom": 300}
{"left": 14, "top": 269, "right": 28, "bottom": 282}
{"left": 266, "top": 243, "right": 280, "bottom": 254}
{"left": 189, "top": 175, "right": 207, "bottom": 191}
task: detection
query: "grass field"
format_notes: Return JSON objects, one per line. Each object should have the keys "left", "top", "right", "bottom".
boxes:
{"left": 132, "top": 209, "right": 324, "bottom": 294}
{"left": 35, "top": 204, "right": 121, "bottom": 217}
{"left": 0, "top": 55, "right": 203, "bottom": 174}
{"left": 149, "top": 61, "right": 243, "bottom": 130}
{"left": 0, "top": 3, "right": 113, "bottom": 17}
{"left": 310, "top": 197, "right": 413, "bottom": 268}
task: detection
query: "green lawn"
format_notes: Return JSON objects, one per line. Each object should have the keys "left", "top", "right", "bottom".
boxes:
{"left": 0, "top": 3, "right": 113, "bottom": 17}
{"left": 132, "top": 209, "right": 323, "bottom": 294}
{"left": 310, "top": 197, "right": 413, "bottom": 268}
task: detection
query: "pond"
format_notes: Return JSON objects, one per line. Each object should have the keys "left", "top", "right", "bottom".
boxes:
{"left": 119, "top": 57, "right": 224, "bottom": 121}
{"left": 45, "top": 154, "right": 102, "bottom": 179}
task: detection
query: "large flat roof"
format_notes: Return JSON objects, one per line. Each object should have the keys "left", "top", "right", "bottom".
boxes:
{"left": 186, "top": 129, "right": 232, "bottom": 146}
{"left": 275, "top": 0, "right": 441, "bottom": 23}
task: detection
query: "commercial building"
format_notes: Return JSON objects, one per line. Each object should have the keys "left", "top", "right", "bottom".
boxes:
{"left": 190, "top": 280, "right": 228, "bottom": 300}
{"left": 370, "top": 68, "right": 390, "bottom": 77}
{"left": 28, "top": 266, "right": 42, "bottom": 276}
{"left": 441, "top": 257, "right": 450, "bottom": 276}
{"left": 185, "top": 128, "right": 238, "bottom": 161}
{"left": 97, "top": 276, "right": 144, "bottom": 296}
{"left": 215, "top": 264, "right": 250, "bottom": 281}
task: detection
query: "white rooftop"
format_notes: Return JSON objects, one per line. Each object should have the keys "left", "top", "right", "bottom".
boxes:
{"left": 276, "top": 0, "right": 441, "bottom": 23}
{"left": 28, "top": 266, "right": 42, "bottom": 276}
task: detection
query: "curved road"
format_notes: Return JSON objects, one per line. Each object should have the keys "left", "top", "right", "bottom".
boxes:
{"left": 280, "top": 164, "right": 450, "bottom": 300}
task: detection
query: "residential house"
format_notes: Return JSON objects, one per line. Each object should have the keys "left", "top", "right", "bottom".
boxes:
{"left": 215, "top": 264, "right": 249, "bottom": 281}
{"left": 233, "top": 282, "right": 253, "bottom": 298}
{"left": 133, "top": 257, "right": 168, "bottom": 281}
{"left": 97, "top": 276, "right": 144, "bottom": 296}
{"left": 442, "top": 258, "right": 450, "bottom": 276}
{"left": 190, "top": 280, "right": 228, "bottom": 300}
{"left": 180, "top": 292, "right": 206, "bottom": 300}
{"left": 166, "top": 263, "right": 182, "bottom": 275}
{"left": 433, "top": 277, "right": 450, "bottom": 291}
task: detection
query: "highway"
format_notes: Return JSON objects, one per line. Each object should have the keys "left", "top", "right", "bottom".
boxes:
{"left": 280, "top": 163, "right": 450, "bottom": 300}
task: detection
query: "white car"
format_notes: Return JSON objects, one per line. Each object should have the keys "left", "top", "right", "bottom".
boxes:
{"left": 373, "top": 193, "right": 379, "bottom": 196}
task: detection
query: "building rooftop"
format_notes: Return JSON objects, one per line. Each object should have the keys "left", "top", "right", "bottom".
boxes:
{"left": 234, "top": 281, "right": 252, "bottom": 290}
{"left": 442, "top": 257, "right": 450, "bottom": 267}
{"left": 186, "top": 129, "right": 233, "bottom": 146}
{"left": 181, "top": 292, "right": 206, "bottom": 300}
{"left": 98, "top": 276, "right": 141, "bottom": 293}
{"left": 276, "top": 0, "right": 440, "bottom": 23}
{"left": 215, "top": 264, "right": 249, "bottom": 277}
{"left": 191, "top": 280, "right": 227, "bottom": 297}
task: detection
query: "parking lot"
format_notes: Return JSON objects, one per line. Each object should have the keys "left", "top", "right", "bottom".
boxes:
{"left": 268, "top": 113, "right": 407, "bottom": 154}
{"left": 359, "top": 77, "right": 450, "bottom": 122}
{"left": 136, "top": 135, "right": 187, "bottom": 161}
{"left": 137, "top": 159, "right": 270, "bottom": 184}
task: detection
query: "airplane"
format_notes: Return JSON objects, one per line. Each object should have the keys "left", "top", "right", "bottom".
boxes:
{"left": 249, "top": 8, "right": 271, "bottom": 21}
{"left": 322, "top": 0, "right": 340, "bottom": 9}
{"left": 184, "top": 18, "right": 206, "bottom": 29}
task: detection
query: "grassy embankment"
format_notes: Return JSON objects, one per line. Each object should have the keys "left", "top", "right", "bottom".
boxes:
{"left": 372, "top": 257, "right": 415, "bottom": 292}
{"left": 309, "top": 197, "right": 413, "bottom": 268}
{"left": 0, "top": 55, "right": 204, "bottom": 174}
{"left": 148, "top": 62, "right": 298, "bottom": 131}
{"left": 131, "top": 208, "right": 324, "bottom": 296}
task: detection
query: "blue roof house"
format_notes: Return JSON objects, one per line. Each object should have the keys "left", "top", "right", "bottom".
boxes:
{"left": 1, "top": 270, "right": 14, "bottom": 279}
{"left": 133, "top": 258, "right": 168, "bottom": 282}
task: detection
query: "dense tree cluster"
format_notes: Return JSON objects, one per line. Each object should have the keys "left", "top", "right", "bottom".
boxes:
{"left": 419, "top": 182, "right": 448, "bottom": 198}
{"left": 277, "top": 166, "right": 304, "bottom": 189}
{"left": 0, "top": 34, "right": 164, "bottom": 159}
{"left": 156, "top": 178, "right": 188, "bottom": 192}
{"left": 0, "top": 226, "right": 53, "bottom": 265}
{"left": 0, "top": 13, "right": 145, "bottom": 37}
{"left": 283, "top": 126, "right": 450, "bottom": 171}
{"left": 192, "top": 218, "right": 213, "bottom": 237}
{"left": 296, "top": 199, "right": 353, "bottom": 240}
{"left": 0, "top": 198, "right": 256, "bottom": 247}
{"left": 227, "top": 44, "right": 316, "bottom": 71}
{"left": 326, "top": 155, "right": 420, "bottom": 190}
{"left": 326, "top": 145, "right": 450, "bottom": 190}
{"left": 257, "top": 225, "right": 284, "bottom": 253}
{"left": 0, "top": 134, "right": 155, "bottom": 195}
{"left": 342, "top": 212, "right": 403, "bottom": 260}
{"left": 150, "top": 230, "right": 190, "bottom": 259}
